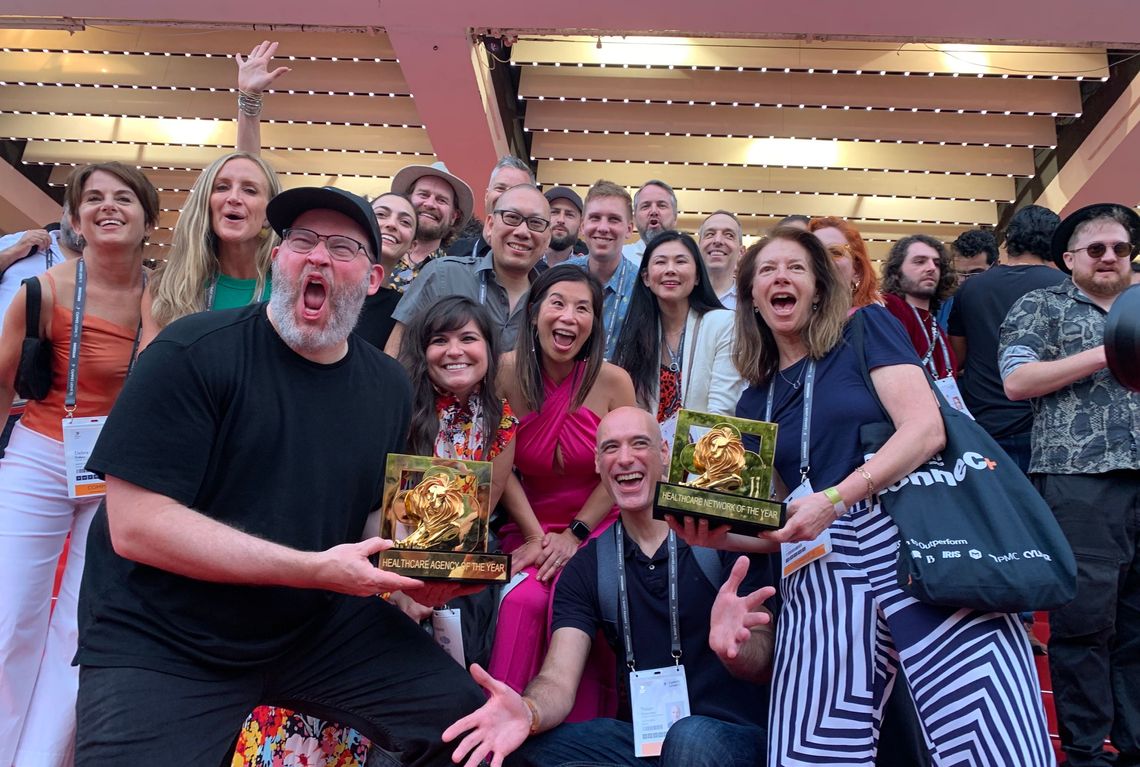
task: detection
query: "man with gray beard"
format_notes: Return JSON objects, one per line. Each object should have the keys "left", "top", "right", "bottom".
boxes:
{"left": 73, "top": 186, "right": 483, "bottom": 766}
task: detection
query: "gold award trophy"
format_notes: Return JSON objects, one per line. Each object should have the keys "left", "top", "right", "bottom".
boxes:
{"left": 653, "top": 409, "right": 786, "bottom": 534}
{"left": 378, "top": 454, "right": 510, "bottom": 583}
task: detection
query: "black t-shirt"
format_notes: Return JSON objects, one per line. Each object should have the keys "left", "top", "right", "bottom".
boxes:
{"left": 737, "top": 305, "right": 919, "bottom": 491}
{"left": 552, "top": 526, "right": 777, "bottom": 727}
{"left": 77, "top": 304, "right": 412, "bottom": 675}
{"left": 947, "top": 264, "right": 1066, "bottom": 439}
{"left": 354, "top": 285, "right": 401, "bottom": 350}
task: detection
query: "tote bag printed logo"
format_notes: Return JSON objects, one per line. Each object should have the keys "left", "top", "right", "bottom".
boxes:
{"left": 879, "top": 451, "right": 997, "bottom": 495}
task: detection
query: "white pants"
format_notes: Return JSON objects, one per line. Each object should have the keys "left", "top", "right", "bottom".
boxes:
{"left": 0, "top": 422, "right": 100, "bottom": 767}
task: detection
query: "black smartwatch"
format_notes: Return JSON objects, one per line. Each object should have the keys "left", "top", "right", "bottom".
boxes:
{"left": 568, "top": 519, "right": 591, "bottom": 542}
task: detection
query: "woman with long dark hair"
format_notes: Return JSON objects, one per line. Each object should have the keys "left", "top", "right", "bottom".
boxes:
{"left": 613, "top": 230, "right": 741, "bottom": 435}
{"left": 489, "top": 264, "right": 634, "bottom": 717}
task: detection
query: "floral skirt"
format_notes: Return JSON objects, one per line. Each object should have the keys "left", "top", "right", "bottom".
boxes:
{"left": 231, "top": 707, "right": 369, "bottom": 767}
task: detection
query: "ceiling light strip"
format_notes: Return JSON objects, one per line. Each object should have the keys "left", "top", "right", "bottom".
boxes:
{"left": 523, "top": 126, "right": 1047, "bottom": 148}
{"left": 516, "top": 94, "right": 1076, "bottom": 118}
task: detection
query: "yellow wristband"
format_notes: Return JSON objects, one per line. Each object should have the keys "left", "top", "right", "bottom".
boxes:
{"left": 822, "top": 486, "right": 846, "bottom": 517}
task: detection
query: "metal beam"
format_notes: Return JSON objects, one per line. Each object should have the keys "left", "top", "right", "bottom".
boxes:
{"left": 1037, "top": 70, "right": 1140, "bottom": 214}
{"left": 0, "top": 160, "right": 60, "bottom": 234}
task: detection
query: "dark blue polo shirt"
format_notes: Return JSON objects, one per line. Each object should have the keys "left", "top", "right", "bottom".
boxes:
{"left": 552, "top": 525, "right": 777, "bottom": 727}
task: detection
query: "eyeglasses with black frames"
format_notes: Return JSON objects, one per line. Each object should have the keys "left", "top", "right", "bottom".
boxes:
{"left": 494, "top": 209, "right": 551, "bottom": 233}
{"left": 282, "top": 227, "right": 370, "bottom": 262}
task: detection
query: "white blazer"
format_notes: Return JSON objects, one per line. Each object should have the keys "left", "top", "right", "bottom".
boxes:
{"left": 650, "top": 308, "right": 744, "bottom": 418}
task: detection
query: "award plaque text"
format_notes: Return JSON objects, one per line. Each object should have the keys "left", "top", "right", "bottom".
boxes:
{"left": 378, "top": 455, "right": 510, "bottom": 583}
{"left": 653, "top": 409, "right": 786, "bottom": 534}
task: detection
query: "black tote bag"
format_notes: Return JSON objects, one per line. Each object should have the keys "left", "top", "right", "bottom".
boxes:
{"left": 851, "top": 312, "right": 1076, "bottom": 613}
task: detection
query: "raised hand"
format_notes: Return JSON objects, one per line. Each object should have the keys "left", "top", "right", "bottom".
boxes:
{"left": 709, "top": 555, "right": 775, "bottom": 663}
{"left": 236, "top": 40, "right": 291, "bottom": 94}
{"left": 442, "top": 663, "right": 532, "bottom": 767}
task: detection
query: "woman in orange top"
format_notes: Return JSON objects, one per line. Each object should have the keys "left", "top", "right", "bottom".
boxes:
{"left": 0, "top": 162, "right": 157, "bottom": 767}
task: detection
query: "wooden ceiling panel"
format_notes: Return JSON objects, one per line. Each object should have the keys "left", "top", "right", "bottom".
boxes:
{"left": 0, "top": 27, "right": 398, "bottom": 60}
{"left": 534, "top": 161, "right": 1016, "bottom": 201}
{"left": 524, "top": 100, "right": 1058, "bottom": 147}
{"left": 530, "top": 133, "right": 1035, "bottom": 175}
{"left": 519, "top": 67, "right": 1083, "bottom": 115}
{"left": 0, "top": 114, "right": 433, "bottom": 154}
{"left": 0, "top": 51, "right": 408, "bottom": 94}
{"left": 512, "top": 38, "right": 1109, "bottom": 80}
{"left": 24, "top": 141, "right": 417, "bottom": 177}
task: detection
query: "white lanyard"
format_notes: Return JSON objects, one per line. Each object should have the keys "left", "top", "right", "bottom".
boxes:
{"left": 765, "top": 359, "right": 817, "bottom": 486}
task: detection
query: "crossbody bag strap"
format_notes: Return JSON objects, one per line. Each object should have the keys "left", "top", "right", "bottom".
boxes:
{"left": 596, "top": 523, "right": 620, "bottom": 628}
{"left": 21, "top": 277, "right": 43, "bottom": 340}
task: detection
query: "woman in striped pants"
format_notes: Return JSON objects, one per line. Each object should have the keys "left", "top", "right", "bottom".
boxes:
{"left": 724, "top": 227, "right": 1053, "bottom": 766}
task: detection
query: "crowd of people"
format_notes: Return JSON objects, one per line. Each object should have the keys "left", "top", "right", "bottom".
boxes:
{"left": 0, "top": 40, "right": 1138, "bottom": 767}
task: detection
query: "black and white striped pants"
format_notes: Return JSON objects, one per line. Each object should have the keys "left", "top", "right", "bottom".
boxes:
{"left": 768, "top": 500, "right": 1054, "bottom": 766}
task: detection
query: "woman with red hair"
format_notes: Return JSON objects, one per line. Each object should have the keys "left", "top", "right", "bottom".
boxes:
{"left": 810, "top": 216, "right": 881, "bottom": 309}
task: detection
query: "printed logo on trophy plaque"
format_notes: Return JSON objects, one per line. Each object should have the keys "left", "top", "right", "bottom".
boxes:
{"left": 377, "top": 454, "right": 510, "bottom": 583}
{"left": 652, "top": 409, "right": 786, "bottom": 534}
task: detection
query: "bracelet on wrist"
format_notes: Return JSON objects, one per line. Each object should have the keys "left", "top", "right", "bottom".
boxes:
{"left": 237, "top": 89, "right": 263, "bottom": 117}
{"left": 855, "top": 465, "right": 876, "bottom": 500}
{"left": 822, "top": 486, "right": 847, "bottom": 518}
{"left": 522, "top": 696, "right": 541, "bottom": 735}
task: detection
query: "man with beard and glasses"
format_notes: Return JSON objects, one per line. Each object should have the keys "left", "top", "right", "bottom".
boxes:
{"left": 881, "top": 234, "right": 959, "bottom": 382}
{"left": 389, "top": 161, "right": 474, "bottom": 292}
{"left": 1000, "top": 203, "right": 1140, "bottom": 767}
{"left": 536, "top": 186, "right": 587, "bottom": 273}
{"left": 71, "top": 186, "right": 483, "bottom": 766}
{"left": 448, "top": 156, "right": 535, "bottom": 260}
{"left": 623, "top": 180, "right": 679, "bottom": 264}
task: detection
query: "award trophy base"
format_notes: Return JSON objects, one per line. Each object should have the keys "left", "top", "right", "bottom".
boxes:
{"left": 653, "top": 481, "right": 786, "bottom": 536}
{"left": 377, "top": 549, "right": 512, "bottom": 584}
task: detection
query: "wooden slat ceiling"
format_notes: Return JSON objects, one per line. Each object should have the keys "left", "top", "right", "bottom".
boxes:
{"left": 0, "top": 25, "right": 431, "bottom": 252}
{"left": 514, "top": 36, "right": 1109, "bottom": 260}
{"left": 0, "top": 27, "right": 1114, "bottom": 264}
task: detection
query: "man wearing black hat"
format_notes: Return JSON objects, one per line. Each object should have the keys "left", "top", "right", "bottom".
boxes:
{"left": 72, "top": 186, "right": 482, "bottom": 766}
{"left": 999, "top": 203, "right": 1140, "bottom": 767}
{"left": 536, "top": 186, "right": 588, "bottom": 273}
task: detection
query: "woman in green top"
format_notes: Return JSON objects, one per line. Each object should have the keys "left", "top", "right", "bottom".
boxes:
{"left": 140, "top": 150, "right": 280, "bottom": 347}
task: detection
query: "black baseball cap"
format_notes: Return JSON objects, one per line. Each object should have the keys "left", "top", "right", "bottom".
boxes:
{"left": 1050, "top": 203, "right": 1140, "bottom": 274}
{"left": 266, "top": 186, "right": 382, "bottom": 263}
{"left": 544, "top": 186, "right": 584, "bottom": 213}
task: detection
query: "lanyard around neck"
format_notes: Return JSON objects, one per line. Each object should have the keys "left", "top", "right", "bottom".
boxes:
{"left": 603, "top": 260, "right": 631, "bottom": 342}
{"left": 615, "top": 521, "right": 681, "bottom": 671}
{"left": 64, "top": 258, "right": 143, "bottom": 417}
{"left": 765, "top": 358, "right": 817, "bottom": 485}
{"left": 909, "top": 305, "right": 951, "bottom": 376}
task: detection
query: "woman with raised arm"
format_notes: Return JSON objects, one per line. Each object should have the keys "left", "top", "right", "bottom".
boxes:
{"left": 0, "top": 162, "right": 158, "bottom": 767}
{"left": 489, "top": 264, "right": 635, "bottom": 718}
{"left": 612, "top": 230, "right": 741, "bottom": 436}
{"left": 729, "top": 226, "right": 1051, "bottom": 766}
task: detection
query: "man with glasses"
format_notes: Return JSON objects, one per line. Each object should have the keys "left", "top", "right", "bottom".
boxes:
{"left": 72, "top": 186, "right": 483, "bottom": 765}
{"left": 387, "top": 184, "right": 552, "bottom": 353}
{"left": 936, "top": 228, "right": 999, "bottom": 327}
{"left": 999, "top": 203, "right": 1140, "bottom": 767}
{"left": 448, "top": 156, "right": 535, "bottom": 260}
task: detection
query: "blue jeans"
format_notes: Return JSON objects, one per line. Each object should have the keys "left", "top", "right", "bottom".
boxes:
{"left": 513, "top": 715, "right": 766, "bottom": 767}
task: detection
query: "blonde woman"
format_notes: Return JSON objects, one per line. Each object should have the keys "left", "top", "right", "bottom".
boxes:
{"left": 140, "top": 150, "right": 280, "bottom": 346}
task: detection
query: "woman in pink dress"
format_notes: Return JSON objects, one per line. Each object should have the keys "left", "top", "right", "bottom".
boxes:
{"left": 490, "top": 264, "right": 635, "bottom": 718}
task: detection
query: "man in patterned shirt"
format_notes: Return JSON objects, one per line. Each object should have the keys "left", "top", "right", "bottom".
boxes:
{"left": 999, "top": 203, "right": 1140, "bottom": 767}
